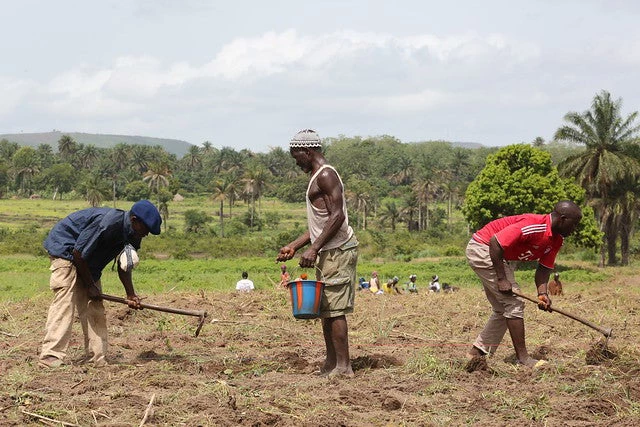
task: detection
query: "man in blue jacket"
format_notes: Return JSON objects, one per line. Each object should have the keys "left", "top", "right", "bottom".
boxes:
{"left": 38, "top": 200, "right": 161, "bottom": 368}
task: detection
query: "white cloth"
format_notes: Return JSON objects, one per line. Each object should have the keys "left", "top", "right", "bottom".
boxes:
{"left": 305, "top": 164, "right": 353, "bottom": 251}
{"left": 235, "top": 279, "right": 254, "bottom": 292}
{"left": 429, "top": 280, "right": 441, "bottom": 292}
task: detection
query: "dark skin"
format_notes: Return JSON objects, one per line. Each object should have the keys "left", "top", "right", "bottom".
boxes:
{"left": 469, "top": 201, "right": 582, "bottom": 365}
{"left": 276, "top": 146, "right": 353, "bottom": 376}
{"left": 73, "top": 214, "right": 149, "bottom": 309}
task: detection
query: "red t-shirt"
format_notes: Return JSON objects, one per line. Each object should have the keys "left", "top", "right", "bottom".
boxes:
{"left": 472, "top": 213, "right": 563, "bottom": 269}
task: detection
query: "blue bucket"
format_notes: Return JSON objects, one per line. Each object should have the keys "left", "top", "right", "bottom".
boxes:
{"left": 287, "top": 279, "right": 325, "bottom": 319}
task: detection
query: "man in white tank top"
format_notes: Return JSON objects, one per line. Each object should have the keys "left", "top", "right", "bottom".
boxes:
{"left": 276, "top": 129, "right": 358, "bottom": 377}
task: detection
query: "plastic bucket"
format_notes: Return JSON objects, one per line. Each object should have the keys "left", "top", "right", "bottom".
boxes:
{"left": 287, "top": 279, "right": 325, "bottom": 319}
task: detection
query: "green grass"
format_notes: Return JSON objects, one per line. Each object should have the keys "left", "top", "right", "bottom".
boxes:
{"left": 0, "top": 196, "right": 623, "bottom": 302}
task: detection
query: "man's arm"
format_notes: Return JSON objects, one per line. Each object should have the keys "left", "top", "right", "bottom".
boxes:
{"left": 534, "top": 264, "right": 553, "bottom": 311}
{"left": 298, "top": 169, "right": 345, "bottom": 267}
{"left": 117, "top": 265, "right": 142, "bottom": 309}
{"left": 72, "top": 249, "right": 101, "bottom": 299}
{"left": 276, "top": 230, "right": 311, "bottom": 262}
{"left": 488, "top": 236, "right": 513, "bottom": 292}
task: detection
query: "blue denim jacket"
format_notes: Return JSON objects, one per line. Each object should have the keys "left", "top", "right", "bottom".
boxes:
{"left": 44, "top": 208, "right": 141, "bottom": 281}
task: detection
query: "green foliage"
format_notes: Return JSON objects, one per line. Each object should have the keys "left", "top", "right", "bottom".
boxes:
{"left": 124, "top": 180, "right": 151, "bottom": 201}
{"left": 461, "top": 144, "right": 599, "bottom": 247}
{"left": 463, "top": 145, "right": 565, "bottom": 228}
{"left": 184, "top": 209, "right": 211, "bottom": 233}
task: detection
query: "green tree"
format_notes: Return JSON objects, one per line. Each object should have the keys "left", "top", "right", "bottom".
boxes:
{"left": 12, "top": 146, "right": 40, "bottom": 195}
{"left": 81, "top": 174, "right": 111, "bottom": 207}
{"left": 554, "top": 90, "right": 640, "bottom": 265}
{"left": 39, "top": 163, "right": 75, "bottom": 200}
{"left": 380, "top": 200, "right": 401, "bottom": 232}
{"left": 143, "top": 162, "right": 172, "bottom": 205}
{"left": 462, "top": 144, "right": 601, "bottom": 248}
{"left": 184, "top": 209, "right": 210, "bottom": 233}
{"left": 57, "top": 135, "right": 78, "bottom": 163}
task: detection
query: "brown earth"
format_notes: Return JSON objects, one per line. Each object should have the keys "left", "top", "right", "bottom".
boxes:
{"left": 1, "top": 276, "right": 639, "bottom": 426}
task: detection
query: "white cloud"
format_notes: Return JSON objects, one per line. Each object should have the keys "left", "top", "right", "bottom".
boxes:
{"left": 0, "top": 76, "right": 36, "bottom": 115}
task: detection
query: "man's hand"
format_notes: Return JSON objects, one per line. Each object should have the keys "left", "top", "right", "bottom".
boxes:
{"left": 299, "top": 247, "right": 319, "bottom": 268}
{"left": 537, "top": 293, "right": 552, "bottom": 311}
{"left": 496, "top": 277, "right": 513, "bottom": 294}
{"left": 276, "top": 246, "right": 295, "bottom": 262}
{"left": 87, "top": 283, "right": 102, "bottom": 301}
{"left": 126, "top": 294, "right": 143, "bottom": 310}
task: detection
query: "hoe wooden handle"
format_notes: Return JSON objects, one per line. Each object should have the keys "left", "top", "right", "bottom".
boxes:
{"left": 512, "top": 290, "right": 612, "bottom": 338}
{"left": 100, "top": 293, "right": 208, "bottom": 337}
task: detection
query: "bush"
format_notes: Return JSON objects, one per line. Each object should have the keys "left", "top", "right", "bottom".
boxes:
{"left": 124, "top": 181, "right": 151, "bottom": 201}
{"left": 184, "top": 209, "right": 211, "bottom": 233}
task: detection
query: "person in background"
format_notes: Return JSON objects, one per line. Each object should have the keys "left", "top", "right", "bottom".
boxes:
{"left": 236, "top": 271, "right": 255, "bottom": 292}
{"left": 429, "top": 275, "right": 441, "bottom": 293}
{"left": 465, "top": 200, "right": 582, "bottom": 368}
{"left": 276, "top": 129, "right": 358, "bottom": 377}
{"left": 279, "top": 264, "right": 291, "bottom": 288}
{"left": 405, "top": 274, "right": 419, "bottom": 293}
{"left": 358, "top": 277, "right": 370, "bottom": 290}
{"left": 369, "top": 271, "right": 382, "bottom": 294}
{"left": 39, "top": 200, "right": 161, "bottom": 368}
{"left": 383, "top": 276, "right": 402, "bottom": 294}
{"left": 548, "top": 272, "right": 563, "bottom": 296}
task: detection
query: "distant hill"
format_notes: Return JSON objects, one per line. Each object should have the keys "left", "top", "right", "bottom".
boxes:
{"left": 451, "top": 141, "right": 484, "bottom": 149}
{"left": 0, "top": 131, "right": 195, "bottom": 157}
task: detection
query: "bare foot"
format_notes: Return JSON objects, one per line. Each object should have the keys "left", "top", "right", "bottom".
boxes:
{"left": 518, "top": 357, "right": 547, "bottom": 368}
{"left": 327, "top": 366, "right": 354, "bottom": 378}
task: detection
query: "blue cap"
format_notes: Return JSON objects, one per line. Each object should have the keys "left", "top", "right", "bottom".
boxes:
{"left": 131, "top": 200, "right": 162, "bottom": 235}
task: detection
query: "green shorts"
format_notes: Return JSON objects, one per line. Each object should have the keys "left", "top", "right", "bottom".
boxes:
{"left": 316, "top": 236, "right": 358, "bottom": 318}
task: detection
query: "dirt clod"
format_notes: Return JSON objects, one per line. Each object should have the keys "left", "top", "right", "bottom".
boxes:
{"left": 585, "top": 340, "right": 617, "bottom": 365}
{"left": 465, "top": 356, "right": 489, "bottom": 373}
{"left": 382, "top": 396, "right": 402, "bottom": 411}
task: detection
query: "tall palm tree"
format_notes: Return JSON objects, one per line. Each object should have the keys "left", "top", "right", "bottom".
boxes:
{"left": 78, "top": 144, "right": 100, "bottom": 170}
{"left": 12, "top": 146, "right": 40, "bottom": 195}
{"left": 380, "top": 201, "right": 401, "bottom": 232}
{"left": 555, "top": 90, "right": 640, "bottom": 265}
{"left": 110, "top": 143, "right": 130, "bottom": 172}
{"left": 131, "top": 145, "right": 150, "bottom": 174}
{"left": 211, "top": 174, "right": 238, "bottom": 237}
{"left": 57, "top": 135, "right": 78, "bottom": 163}
{"left": 185, "top": 145, "right": 202, "bottom": 171}
{"left": 83, "top": 174, "right": 111, "bottom": 207}
{"left": 143, "top": 162, "right": 172, "bottom": 205}
{"left": 241, "top": 165, "right": 271, "bottom": 229}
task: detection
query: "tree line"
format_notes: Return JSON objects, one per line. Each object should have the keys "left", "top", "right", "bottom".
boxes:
{"left": 0, "top": 90, "right": 638, "bottom": 265}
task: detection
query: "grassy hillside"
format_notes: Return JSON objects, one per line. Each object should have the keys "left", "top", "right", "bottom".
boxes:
{"left": 0, "top": 131, "right": 194, "bottom": 156}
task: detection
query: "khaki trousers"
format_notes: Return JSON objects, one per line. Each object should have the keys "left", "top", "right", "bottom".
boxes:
{"left": 466, "top": 239, "right": 525, "bottom": 355}
{"left": 39, "top": 258, "right": 108, "bottom": 364}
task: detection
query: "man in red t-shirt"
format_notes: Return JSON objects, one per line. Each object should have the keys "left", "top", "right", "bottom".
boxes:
{"left": 465, "top": 200, "right": 582, "bottom": 368}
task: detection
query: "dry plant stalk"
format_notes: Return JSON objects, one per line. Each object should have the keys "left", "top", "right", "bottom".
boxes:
{"left": 139, "top": 393, "right": 156, "bottom": 427}
{"left": 21, "top": 409, "right": 80, "bottom": 427}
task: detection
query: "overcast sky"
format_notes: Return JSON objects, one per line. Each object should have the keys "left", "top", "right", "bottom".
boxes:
{"left": 2, "top": 0, "right": 640, "bottom": 152}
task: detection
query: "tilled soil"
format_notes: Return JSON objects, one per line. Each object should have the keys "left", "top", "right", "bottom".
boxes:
{"left": 1, "top": 279, "right": 639, "bottom": 426}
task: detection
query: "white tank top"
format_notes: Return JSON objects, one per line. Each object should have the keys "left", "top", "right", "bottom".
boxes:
{"left": 306, "top": 164, "right": 354, "bottom": 251}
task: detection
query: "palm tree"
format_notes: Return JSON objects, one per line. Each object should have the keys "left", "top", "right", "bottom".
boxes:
{"left": 555, "top": 90, "right": 640, "bottom": 265}
{"left": 241, "top": 165, "right": 271, "bottom": 229}
{"left": 131, "top": 145, "right": 150, "bottom": 174}
{"left": 83, "top": 174, "right": 111, "bottom": 207}
{"left": 12, "top": 146, "right": 40, "bottom": 195}
{"left": 211, "top": 174, "right": 238, "bottom": 237}
{"left": 110, "top": 143, "right": 130, "bottom": 172}
{"left": 143, "top": 162, "right": 172, "bottom": 205}
{"left": 57, "top": 135, "right": 78, "bottom": 163}
{"left": 380, "top": 201, "right": 401, "bottom": 232}
{"left": 77, "top": 144, "right": 100, "bottom": 170}
{"left": 185, "top": 145, "right": 202, "bottom": 171}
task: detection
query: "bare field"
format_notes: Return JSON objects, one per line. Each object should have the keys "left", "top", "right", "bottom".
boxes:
{"left": 1, "top": 274, "right": 639, "bottom": 426}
